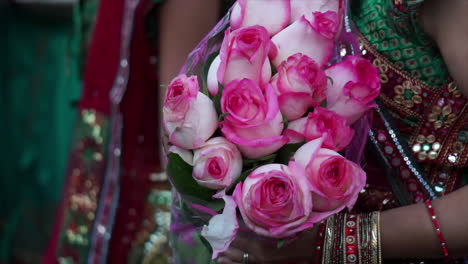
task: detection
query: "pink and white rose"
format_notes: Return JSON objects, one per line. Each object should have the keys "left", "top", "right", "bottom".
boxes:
{"left": 271, "top": 12, "right": 338, "bottom": 67}
{"left": 285, "top": 107, "right": 354, "bottom": 151}
{"left": 290, "top": 0, "right": 344, "bottom": 23}
{"left": 325, "top": 56, "right": 381, "bottom": 124}
{"left": 233, "top": 162, "right": 317, "bottom": 238}
{"left": 221, "top": 79, "right": 288, "bottom": 159}
{"left": 209, "top": 26, "right": 275, "bottom": 96}
{"left": 163, "top": 74, "right": 218, "bottom": 149}
{"left": 192, "top": 137, "right": 243, "bottom": 190}
{"left": 230, "top": 0, "right": 291, "bottom": 36}
{"left": 293, "top": 139, "right": 366, "bottom": 222}
{"left": 270, "top": 53, "right": 327, "bottom": 120}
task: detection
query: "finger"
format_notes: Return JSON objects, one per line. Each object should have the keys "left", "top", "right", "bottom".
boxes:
{"left": 222, "top": 249, "right": 265, "bottom": 264}
{"left": 221, "top": 247, "right": 244, "bottom": 262}
{"left": 217, "top": 256, "right": 239, "bottom": 264}
{"left": 231, "top": 232, "right": 256, "bottom": 249}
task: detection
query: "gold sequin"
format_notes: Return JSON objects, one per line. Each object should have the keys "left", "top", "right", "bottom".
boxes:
{"left": 428, "top": 151, "right": 438, "bottom": 160}
{"left": 442, "top": 105, "right": 452, "bottom": 115}
{"left": 413, "top": 95, "right": 423, "bottom": 104}
{"left": 93, "top": 152, "right": 103, "bottom": 161}
{"left": 87, "top": 212, "right": 95, "bottom": 220}
{"left": 82, "top": 110, "right": 97, "bottom": 125}
{"left": 448, "top": 82, "right": 458, "bottom": 92}
{"left": 412, "top": 86, "right": 422, "bottom": 94}
{"left": 418, "top": 152, "right": 427, "bottom": 161}
{"left": 380, "top": 74, "right": 389, "bottom": 84}
{"left": 426, "top": 135, "right": 436, "bottom": 143}
{"left": 394, "top": 85, "right": 405, "bottom": 94}
{"left": 416, "top": 135, "right": 426, "bottom": 143}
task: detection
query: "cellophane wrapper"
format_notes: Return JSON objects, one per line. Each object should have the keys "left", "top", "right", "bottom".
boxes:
{"left": 166, "top": 7, "right": 370, "bottom": 264}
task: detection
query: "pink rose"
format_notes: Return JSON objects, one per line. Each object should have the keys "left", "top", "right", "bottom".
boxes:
{"left": 285, "top": 107, "right": 354, "bottom": 151}
{"left": 290, "top": 0, "right": 344, "bottom": 22}
{"left": 325, "top": 56, "right": 381, "bottom": 124}
{"left": 233, "top": 162, "right": 316, "bottom": 238}
{"left": 271, "top": 12, "right": 338, "bottom": 67}
{"left": 192, "top": 137, "right": 243, "bottom": 190}
{"left": 208, "top": 26, "right": 275, "bottom": 96}
{"left": 163, "top": 74, "right": 218, "bottom": 149}
{"left": 220, "top": 79, "right": 288, "bottom": 159}
{"left": 230, "top": 0, "right": 291, "bottom": 36}
{"left": 293, "top": 139, "right": 366, "bottom": 222}
{"left": 270, "top": 53, "right": 327, "bottom": 120}
{"left": 311, "top": 11, "right": 339, "bottom": 39}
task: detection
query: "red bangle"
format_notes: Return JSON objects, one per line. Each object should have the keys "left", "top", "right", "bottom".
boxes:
{"left": 425, "top": 200, "right": 450, "bottom": 262}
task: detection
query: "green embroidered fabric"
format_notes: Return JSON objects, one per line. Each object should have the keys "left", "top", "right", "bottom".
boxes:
{"left": 351, "top": 0, "right": 449, "bottom": 87}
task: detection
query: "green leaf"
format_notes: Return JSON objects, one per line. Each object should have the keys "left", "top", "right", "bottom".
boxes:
{"left": 202, "top": 52, "right": 219, "bottom": 95}
{"left": 227, "top": 167, "right": 256, "bottom": 194}
{"left": 277, "top": 240, "right": 286, "bottom": 249}
{"left": 211, "top": 83, "right": 224, "bottom": 115}
{"left": 166, "top": 153, "right": 216, "bottom": 202}
{"left": 327, "top": 76, "right": 334, "bottom": 85}
{"left": 218, "top": 112, "right": 230, "bottom": 122}
{"left": 282, "top": 114, "right": 289, "bottom": 128}
{"left": 271, "top": 64, "right": 278, "bottom": 76}
{"left": 275, "top": 143, "right": 304, "bottom": 164}
{"left": 183, "top": 194, "right": 226, "bottom": 212}
{"left": 242, "top": 153, "right": 277, "bottom": 166}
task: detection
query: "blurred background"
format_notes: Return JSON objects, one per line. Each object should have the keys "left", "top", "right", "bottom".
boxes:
{"left": 0, "top": 0, "right": 233, "bottom": 263}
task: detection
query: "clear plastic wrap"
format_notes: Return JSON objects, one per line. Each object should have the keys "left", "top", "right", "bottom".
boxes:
{"left": 166, "top": 3, "right": 371, "bottom": 262}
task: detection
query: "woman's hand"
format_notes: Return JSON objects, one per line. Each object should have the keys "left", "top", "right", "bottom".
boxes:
{"left": 217, "top": 227, "right": 319, "bottom": 264}
{"left": 420, "top": 0, "right": 468, "bottom": 96}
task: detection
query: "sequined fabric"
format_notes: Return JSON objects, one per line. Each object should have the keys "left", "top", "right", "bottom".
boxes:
{"left": 352, "top": 0, "right": 467, "bottom": 207}
{"left": 351, "top": 0, "right": 467, "bottom": 262}
{"left": 55, "top": 110, "right": 110, "bottom": 263}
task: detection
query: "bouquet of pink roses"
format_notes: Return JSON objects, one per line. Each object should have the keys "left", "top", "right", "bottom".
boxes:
{"left": 164, "top": 0, "right": 381, "bottom": 262}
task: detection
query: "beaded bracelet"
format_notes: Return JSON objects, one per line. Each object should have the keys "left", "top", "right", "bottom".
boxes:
{"left": 425, "top": 200, "right": 450, "bottom": 262}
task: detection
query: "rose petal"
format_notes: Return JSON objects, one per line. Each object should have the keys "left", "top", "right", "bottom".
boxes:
{"left": 169, "top": 92, "right": 218, "bottom": 149}
{"left": 201, "top": 195, "right": 239, "bottom": 259}
{"left": 230, "top": 0, "right": 291, "bottom": 36}
{"left": 207, "top": 55, "right": 222, "bottom": 96}
{"left": 293, "top": 137, "right": 325, "bottom": 169}
{"left": 169, "top": 145, "right": 194, "bottom": 165}
{"left": 328, "top": 97, "right": 374, "bottom": 125}
{"left": 290, "top": 0, "right": 343, "bottom": 22}
{"left": 223, "top": 122, "right": 289, "bottom": 159}
{"left": 271, "top": 16, "right": 334, "bottom": 67}
{"left": 278, "top": 92, "right": 313, "bottom": 120}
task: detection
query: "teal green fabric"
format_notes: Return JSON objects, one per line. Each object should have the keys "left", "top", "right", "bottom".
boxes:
{"left": 0, "top": 3, "right": 95, "bottom": 262}
{"left": 352, "top": 0, "right": 450, "bottom": 87}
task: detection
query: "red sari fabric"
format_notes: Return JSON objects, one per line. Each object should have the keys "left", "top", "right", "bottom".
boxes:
{"left": 45, "top": 0, "right": 167, "bottom": 262}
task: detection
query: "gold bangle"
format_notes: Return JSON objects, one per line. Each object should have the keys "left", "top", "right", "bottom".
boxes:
{"left": 322, "top": 215, "right": 335, "bottom": 264}
{"left": 371, "top": 212, "right": 382, "bottom": 264}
